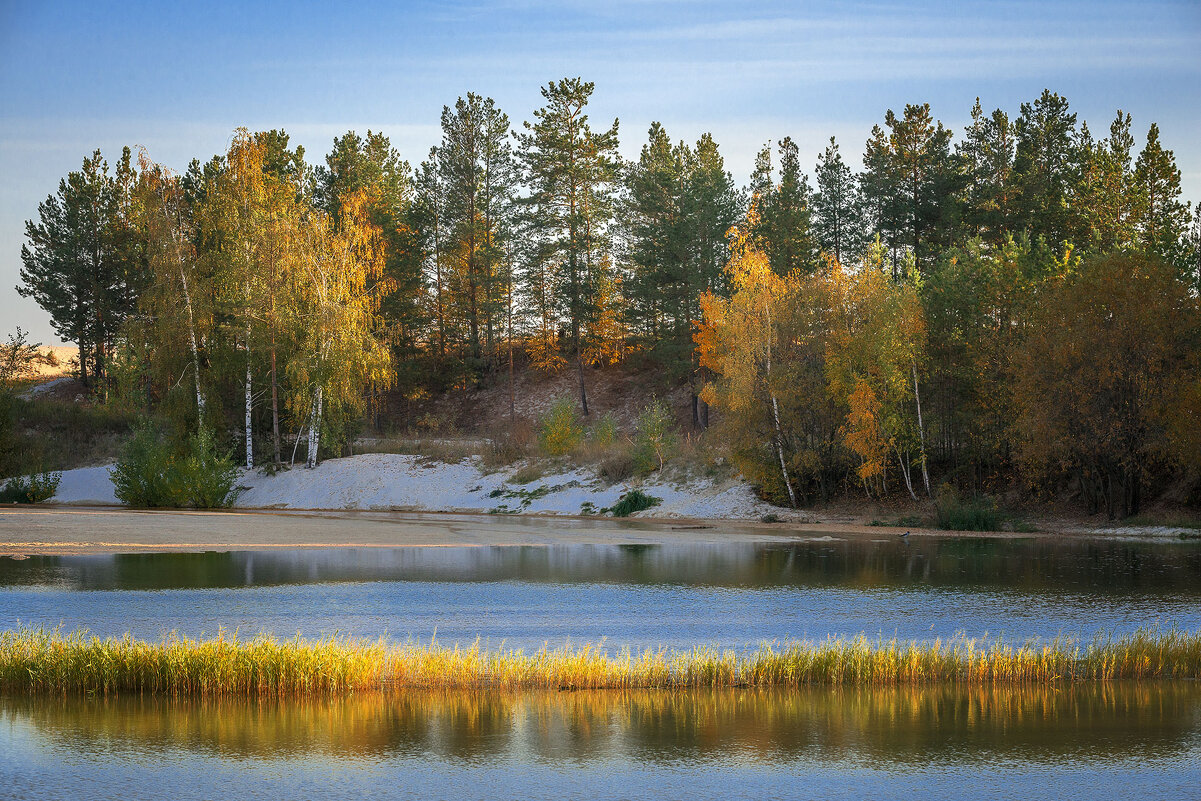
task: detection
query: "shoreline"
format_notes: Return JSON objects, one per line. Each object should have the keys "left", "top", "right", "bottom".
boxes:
{"left": 0, "top": 504, "right": 1187, "bottom": 556}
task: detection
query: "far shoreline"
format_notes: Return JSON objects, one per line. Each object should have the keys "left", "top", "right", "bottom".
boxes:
{"left": 0, "top": 504, "right": 1190, "bottom": 557}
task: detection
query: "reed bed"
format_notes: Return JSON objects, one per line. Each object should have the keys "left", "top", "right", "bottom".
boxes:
{"left": 2, "top": 628, "right": 1199, "bottom": 697}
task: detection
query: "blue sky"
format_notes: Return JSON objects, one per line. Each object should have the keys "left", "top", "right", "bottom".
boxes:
{"left": 2, "top": 0, "right": 1199, "bottom": 344}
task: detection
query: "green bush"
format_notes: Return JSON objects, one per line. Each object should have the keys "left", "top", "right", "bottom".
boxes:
{"left": 590, "top": 413, "right": 620, "bottom": 447}
{"left": 610, "top": 489, "right": 661, "bottom": 517}
{"left": 181, "top": 427, "right": 241, "bottom": 508}
{"left": 538, "top": 398, "right": 585, "bottom": 456}
{"left": 633, "top": 399, "right": 675, "bottom": 473}
{"left": 0, "top": 470, "right": 61, "bottom": 504}
{"left": 934, "top": 485, "right": 1001, "bottom": 531}
{"left": 111, "top": 424, "right": 240, "bottom": 508}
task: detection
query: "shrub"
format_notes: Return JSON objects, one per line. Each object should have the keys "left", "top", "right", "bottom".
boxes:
{"left": 482, "top": 419, "right": 535, "bottom": 468}
{"left": 633, "top": 399, "right": 675, "bottom": 473}
{"left": 934, "top": 485, "right": 1000, "bottom": 531}
{"left": 590, "top": 413, "right": 620, "bottom": 447}
{"left": 598, "top": 449, "right": 636, "bottom": 483}
{"left": 538, "top": 398, "right": 585, "bottom": 456}
{"left": 112, "top": 424, "right": 240, "bottom": 508}
{"left": 610, "top": 489, "right": 661, "bottom": 517}
{"left": 0, "top": 470, "right": 61, "bottom": 504}
{"left": 180, "top": 427, "right": 241, "bottom": 508}
{"left": 509, "top": 463, "right": 545, "bottom": 485}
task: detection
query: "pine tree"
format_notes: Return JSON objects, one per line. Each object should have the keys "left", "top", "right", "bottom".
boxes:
{"left": 625, "top": 125, "right": 739, "bottom": 424}
{"left": 435, "top": 94, "right": 519, "bottom": 366}
{"left": 517, "top": 77, "right": 620, "bottom": 415}
{"left": 758, "top": 137, "right": 818, "bottom": 275}
{"left": 884, "top": 103, "right": 958, "bottom": 273}
{"left": 1012, "top": 90, "right": 1078, "bottom": 247}
{"left": 1075, "top": 110, "right": 1140, "bottom": 252}
{"left": 957, "top": 99, "right": 1016, "bottom": 243}
{"left": 19, "top": 148, "right": 147, "bottom": 390}
{"left": 812, "top": 136, "right": 862, "bottom": 264}
{"left": 859, "top": 124, "right": 903, "bottom": 269}
{"left": 1133, "top": 122, "right": 1191, "bottom": 261}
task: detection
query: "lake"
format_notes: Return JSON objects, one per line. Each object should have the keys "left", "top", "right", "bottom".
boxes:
{"left": 2, "top": 534, "right": 1200, "bottom": 799}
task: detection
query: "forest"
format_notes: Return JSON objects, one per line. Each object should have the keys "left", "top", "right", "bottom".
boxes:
{"left": 14, "top": 79, "right": 1201, "bottom": 518}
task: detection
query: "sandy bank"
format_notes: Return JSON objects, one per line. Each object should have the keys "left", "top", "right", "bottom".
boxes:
{"left": 0, "top": 505, "right": 1123, "bottom": 557}
{"left": 47, "top": 453, "right": 811, "bottom": 521}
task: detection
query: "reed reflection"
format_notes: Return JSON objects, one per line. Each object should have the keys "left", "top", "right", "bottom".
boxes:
{"left": 5, "top": 683, "right": 1198, "bottom": 767}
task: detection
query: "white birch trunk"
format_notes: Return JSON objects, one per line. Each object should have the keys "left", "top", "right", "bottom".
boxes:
{"left": 764, "top": 288, "right": 797, "bottom": 508}
{"left": 895, "top": 444, "right": 919, "bottom": 501}
{"left": 244, "top": 329, "right": 253, "bottom": 469}
{"left": 306, "top": 385, "right": 323, "bottom": 469}
{"left": 771, "top": 394, "right": 797, "bottom": 508}
{"left": 912, "top": 359, "right": 931, "bottom": 497}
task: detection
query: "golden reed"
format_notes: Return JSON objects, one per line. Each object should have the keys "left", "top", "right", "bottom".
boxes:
{"left": 2, "top": 627, "right": 1198, "bottom": 697}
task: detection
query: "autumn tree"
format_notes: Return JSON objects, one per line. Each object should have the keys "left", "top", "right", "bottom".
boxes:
{"left": 825, "top": 247, "right": 930, "bottom": 499}
{"left": 1014, "top": 253, "right": 1200, "bottom": 518}
{"left": 318, "top": 129, "right": 426, "bottom": 394}
{"left": 288, "top": 192, "right": 393, "bottom": 467}
{"left": 697, "top": 243, "right": 801, "bottom": 506}
{"left": 134, "top": 154, "right": 211, "bottom": 429}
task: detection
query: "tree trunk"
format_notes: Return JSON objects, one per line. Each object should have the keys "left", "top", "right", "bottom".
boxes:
{"left": 270, "top": 345, "right": 281, "bottom": 465}
{"left": 576, "top": 355, "right": 589, "bottom": 417}
{"left": 895, "top": 444, "right": 919, "bottom": 501}
{"left": 912, "top": 359, "right": 931, "bottom": 497}
{"left": 244, "top": 330, "right": 253, "bottom": 469}
{"left": 306, "top": 385, "right": 324, "bottom": 469}
{"left": 771, "top": 394, "right": 797, "bottom": 508}
{"left": 508, "top": 282, "right": 515, "bottom": 421}
{"left": 179, "top": 262, "right": 204, "bottom": 424}
{"left": 764, "top": 284, "right": 795, "bottom": 508}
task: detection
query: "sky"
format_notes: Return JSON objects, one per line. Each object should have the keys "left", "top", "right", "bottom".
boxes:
{"left": 2, "top": 0, "right": 1199, "bottom": 345}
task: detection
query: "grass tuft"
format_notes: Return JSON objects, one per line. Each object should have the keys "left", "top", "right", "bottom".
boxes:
{"left": 2, "top": 627, "right": 1198, "bottom": 697}
{"left": 609, "top": 489, "right": 661, "bottom": 517}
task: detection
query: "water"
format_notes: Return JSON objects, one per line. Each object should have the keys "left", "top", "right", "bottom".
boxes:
{"left": 3, "top": 535, "right": 1201, "bottom": 799}
{"left": 2, "top": 685, "right": 1199, "bottom": 800}
{"left": 1, "top": 538, "right": 1199, "bottom": 648}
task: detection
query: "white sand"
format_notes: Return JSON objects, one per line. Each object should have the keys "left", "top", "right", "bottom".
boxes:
{"left": 44, "top": 453, "right": 806, "bottom": 522}
{"left": 47, "top": 465, "right": 118, "bottom": 505}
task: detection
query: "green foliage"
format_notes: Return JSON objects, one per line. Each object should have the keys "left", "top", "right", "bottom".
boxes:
{"left": 18, "top": 148, "right": 146, "bottom": 388}
{"left": 111, "top": 424, "right": 240, "bottom": 508}
{"left": 537, "top": 398, "right": 585, "bottom": 456}
{"left": 0, "top": 471, "right": 61, "bottom": 504}
{"left": 609, "top": 489, "right": 661, "bottom": 517}
{"left": 632, "top": 399, "right": 675, "bottom": 473}
{"left": 934, "top": 485, "right": 1001, "bottom": 531}
{"left": 589, "top": 412, "right": 619, "bottom": 447}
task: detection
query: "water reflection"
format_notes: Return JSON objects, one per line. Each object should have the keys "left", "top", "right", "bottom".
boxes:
{"left": 2, "top": 539, "right": 1199, "bottom": 595}
{"left": 4, "top": 683, "right": 1198, "bottom": 767}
